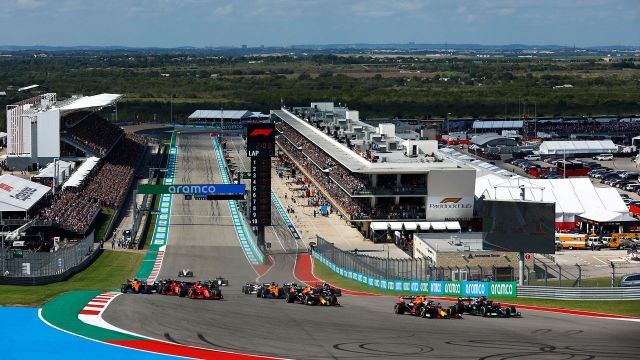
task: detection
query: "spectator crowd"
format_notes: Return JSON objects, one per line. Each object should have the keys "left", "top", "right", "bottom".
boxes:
{"left": 63, "top": 114, "right": 123, "bottom": 157}
{"left": 38, "top": 132, "right": 147, "bottom": 234}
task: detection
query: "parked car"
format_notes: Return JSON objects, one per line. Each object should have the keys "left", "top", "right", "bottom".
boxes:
{"left": 594, "top": 154, "right": 614, "bottom": 161}
{"left": 524, "top": 154, "right": 541, "bottom": 161}
{"left": 620, "top": 273, "right": 640, "bottom": 287}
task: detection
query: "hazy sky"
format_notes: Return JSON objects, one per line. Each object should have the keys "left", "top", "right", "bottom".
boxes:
{"left": 0, "top": 0, "right": 638, "bottom": 47}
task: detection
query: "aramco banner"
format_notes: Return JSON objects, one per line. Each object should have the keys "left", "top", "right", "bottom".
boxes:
{"left": 312, "top": 251, "right": 516, "bottom": 298}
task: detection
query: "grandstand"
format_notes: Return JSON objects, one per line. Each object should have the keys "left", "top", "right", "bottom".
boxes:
{"left": 6, "top": 93, "right": 122, "bottom": 170}
{"left": 3, "top": 93, "right": 148, "bottom": 243}
{"left": 272, "top": 104, "right": 476, "bottom": 233}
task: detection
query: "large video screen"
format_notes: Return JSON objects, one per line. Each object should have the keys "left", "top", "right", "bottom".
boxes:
{"left": 482, "top": 199, "right": 555, "bottom": 254}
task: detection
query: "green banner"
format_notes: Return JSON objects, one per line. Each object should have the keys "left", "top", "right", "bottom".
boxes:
{"left": 488, "top": 282, "right": 517, "bottom": 297}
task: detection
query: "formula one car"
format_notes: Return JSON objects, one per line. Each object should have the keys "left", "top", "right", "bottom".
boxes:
{"left": 454, "top": 297, "right": 521, "bottom": 318}
{"left": 393, "top": 296, "right": 461, "bottom": 319}
{"left": 178, "top": 268, "right": 194, "bottom": 277}
{"left": 242, "top": 282, "right": 261, "bottom": 294}
{"left": 257, "top": 282, "right": 288, "bottom": 299}
{"left": 286, "top": 284, "right": 340, "bottom": 306}
{"left": 213, "top": 276, "right": 229, "bottom": 287}
{"left": 156, "top": 279, "right": 188, "bottom": 297}
{"left": 315, "top": 283, "right": 342, "bottom": 297}
{"left": 121, "top": 279, "right": 155, "bottom": 294}
{"left": 184, "top": 281, "right": 223, "bottom": 300}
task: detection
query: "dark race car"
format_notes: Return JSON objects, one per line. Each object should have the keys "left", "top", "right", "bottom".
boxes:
{"left": 394, "top": 296, "right": 461, "bottom": 319}
{"left": 156, "top": 279, "right": 188, "bottom": 297}
{"left": 315, "top": 282, "right": 342, "bottom": 297}
{"left": 256, "top": 282, "right": 288, "bottom": 299}
{"left": 178, "top": 268, "right": 194, "bottom": 277}
{"left": 121, "top": 279, "right": 155, "bottom": 294}
{"left": 286, "top": 284, "right": 340, "bottom": 306}
{"left": 185, "top": 281, "right": 223, "bottom": 300}
{"left": 455, "top": 297, "right": 521, "bottom": 318}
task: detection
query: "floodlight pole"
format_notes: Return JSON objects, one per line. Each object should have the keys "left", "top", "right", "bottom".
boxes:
{"left": 518, "top": 185, "right": 525, "bottom": 286}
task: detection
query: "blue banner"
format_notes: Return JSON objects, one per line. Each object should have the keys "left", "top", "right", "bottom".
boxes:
{"left": 462, "top": 281, "right": 489, "bottom": 297}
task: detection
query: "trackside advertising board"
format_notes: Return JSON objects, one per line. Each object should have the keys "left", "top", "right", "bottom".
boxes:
{"left": 313, "top": 251, "right": 516, "bottom": 298}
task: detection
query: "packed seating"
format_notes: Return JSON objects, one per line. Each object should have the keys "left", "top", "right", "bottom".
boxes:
{"left": 38, "top": 133, "right": 147, "bottom": 234}
{"left": 277, "top": 124, "right": 423, "bottom": 219}
{"left": 63, "top": 113, "right": 123, "bottom": 157}
{"left": 535, "top": 120, "right": 640, "bottom": 138}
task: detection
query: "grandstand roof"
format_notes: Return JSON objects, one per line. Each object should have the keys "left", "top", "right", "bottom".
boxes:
{"left": 471, "top": 133, "right": 514, "bottom": 146}
{"left": 475, "top": 174, "right": 627, "bottom": 222}
{"left": 472, "top": 120, "right": 523, "bottom": 129}
{"left": 33, "top": 160, "right": 75, "bottom": 183}
{"left": 0, "top": 174, "right": 51, "bottom": 212}
{"left": 62, "top": 157, "right": 100, "bottom": 189}
{"left": 188, "top": 110, "right": 259, "bottom": 120}
{"left": 274, "top": 109, "right": 462, "bottom": 174}
{"left": 57, "top": 93, "right": 122, "bottom": 116}
{"left": 538, "top": 140, "right": 617, "bottom": 155}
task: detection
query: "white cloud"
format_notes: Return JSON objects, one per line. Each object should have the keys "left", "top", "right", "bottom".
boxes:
{"left": 15, "top": 0, "right": 45, "bottom": 9}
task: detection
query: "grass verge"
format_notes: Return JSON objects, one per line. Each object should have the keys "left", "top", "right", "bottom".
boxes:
{"left": 0, "top": 250, "right": 143, "bottom": 307}
{"left": 313, "top": 259, "right": 640, "bottom": 317}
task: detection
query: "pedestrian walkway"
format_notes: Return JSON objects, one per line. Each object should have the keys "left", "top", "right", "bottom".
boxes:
{"left": 270, "top": 169, "right": 410, "bottom": 258}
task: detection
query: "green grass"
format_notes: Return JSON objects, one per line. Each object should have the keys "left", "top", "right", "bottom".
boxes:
{"left": 0, "top": 250, "right": 143, "bottom": 307}
{"left": 95, "top": 207, "right": 115, "bottom": 242}
{"left": 313, "top": 259, "right": 640, "bottom": 317}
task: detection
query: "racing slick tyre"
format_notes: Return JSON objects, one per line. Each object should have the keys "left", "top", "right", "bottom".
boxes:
{"left": 120, "top": 284, "right": 128, "bottom": 293}
{"left": 394, "top": 303, "right": 406, "bottom": 314}
{"left": 510, "top": 306, "right": 517, "bottom": 315}
{"left": 480, "top": 307, "right": 487, "bottom": 317}
{"left": 449, "top": 305, "right": 459, "bottom": 316}
{"left": 286, "top": 293, "right": 296, "bottom": 303}
{"left": 330, "top": 294, "right": 338, "bottom": 305}
{"left": 179, "top": 287, "right": 187, "bottom": 297}
{"left": 454, "top": 303, "right": 465, "bottom": 315}
{"left": 213, "top": 289, "right": 222, "bottom": 299}
{"left": 256, "top": 288, "right": 263, "bottom": 298}
{"left": 188, "top": 289, "right": 195, "bottom": 299}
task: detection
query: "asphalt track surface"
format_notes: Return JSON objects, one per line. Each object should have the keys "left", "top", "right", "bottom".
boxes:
{"left": 105, "top": 133, "right": 639, "bottom": 360}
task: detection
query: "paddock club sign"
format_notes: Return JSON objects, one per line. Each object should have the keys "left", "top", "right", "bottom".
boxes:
{"left": 137, "top": 184, "right": 245, "bottom": 199}
{"left": 313, "top": 252, "right": 516, "bottom": 298}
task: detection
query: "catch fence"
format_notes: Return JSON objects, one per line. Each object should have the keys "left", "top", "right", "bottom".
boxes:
{"left": 0, "top": 231, "right": 97, "bottom": 285}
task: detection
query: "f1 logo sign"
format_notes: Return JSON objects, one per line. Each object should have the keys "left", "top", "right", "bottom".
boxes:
{"left": 249, "top": 129, "right": 273, "bottom": 137}
{"left": 440, "top": 197, "right": 462, "bottom": 204}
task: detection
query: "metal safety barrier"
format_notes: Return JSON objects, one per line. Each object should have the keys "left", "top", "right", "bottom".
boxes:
{"left": 516, "top": 286, "right": 640, "bottom": 300}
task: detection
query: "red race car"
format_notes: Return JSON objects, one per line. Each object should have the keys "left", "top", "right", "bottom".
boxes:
{"left": 185, "top": 281, "right": 223, "bottom": 300}
{"left": 156, "top": 280, "right": 188, "bottom": 297}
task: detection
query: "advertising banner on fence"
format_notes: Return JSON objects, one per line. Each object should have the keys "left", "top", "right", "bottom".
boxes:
{"left": 312, "top": 251, "right": 516, "bottom": 298}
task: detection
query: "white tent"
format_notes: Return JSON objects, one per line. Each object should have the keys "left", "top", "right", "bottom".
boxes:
{"left": 538, "top": 140, "right": 617, "bottom": 155}
{"left": 475, "top": 174, "right": 627, "bottom": 226}
{"left": 62, "top": 157, "right": 100, "bottom": 189}
{"left": 0, "top": 174, "right": 51, "bottom": 212}
{"left": 578, "top": 209, "right": 636, "bottom": 223}
{"left": 369, "top": 222, "right": 388, "bottom": 231}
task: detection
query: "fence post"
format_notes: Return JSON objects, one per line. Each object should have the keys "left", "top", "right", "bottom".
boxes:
{"left": 543, "top": 263, "right": 548, "bottom": 286}
{"left": 611, "top": 262, "right": 616, "bottom": 288}
{"left": 478, "top": 265, "right": 483, "bottom": 281}
{"left": 525, "top": 265, "right": 530, "bottom": 285}
{"left": 559, "top": 265, "right": 562, "bottom": 287}
{"left": 576, "top": 264, "right": 582, "bottom": 287}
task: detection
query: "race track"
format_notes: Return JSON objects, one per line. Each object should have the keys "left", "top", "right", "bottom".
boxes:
{"left": 104, "top": 132, "right": 639, "bottom": 360}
